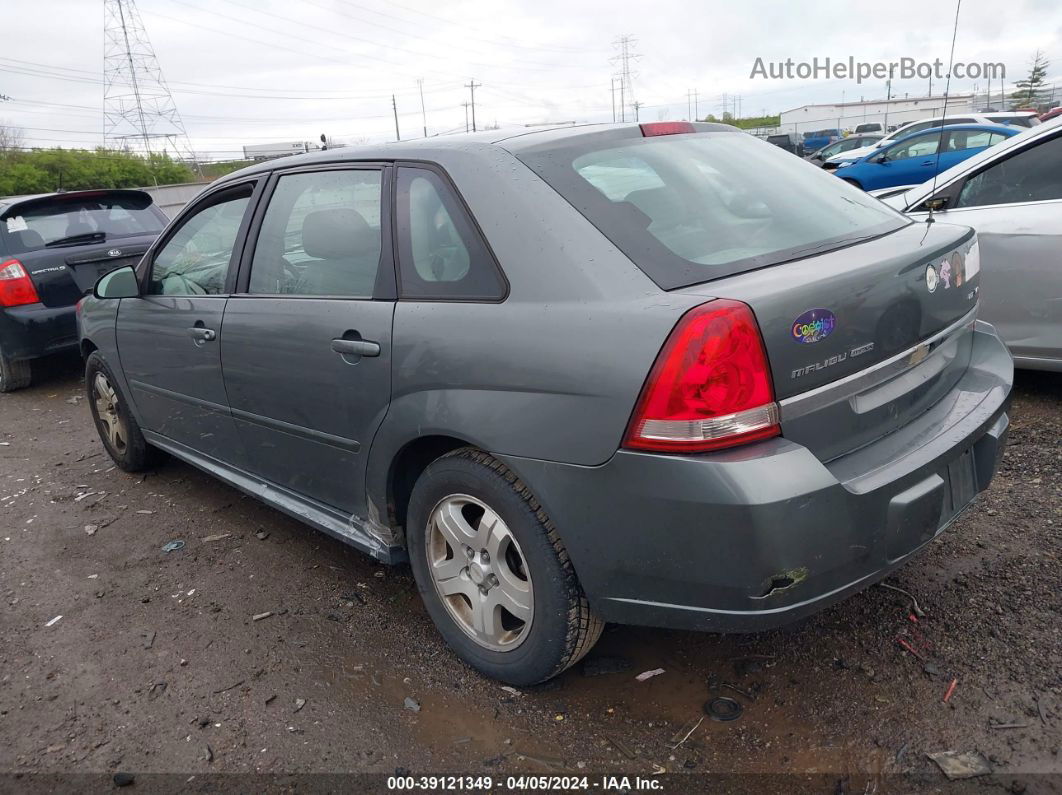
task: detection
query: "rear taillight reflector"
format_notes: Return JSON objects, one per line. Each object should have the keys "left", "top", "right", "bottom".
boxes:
{"left": 624, "top": 299, "right": 780, "bottom": 453}
{"left": 640, "top": 121, "right": 696, "bottom": 137}
{"left": 0, "top": 259, "right": 41, "bottom": 307}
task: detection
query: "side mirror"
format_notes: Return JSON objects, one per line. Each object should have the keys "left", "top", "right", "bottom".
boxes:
{"left": 93, "top": 265, "right": 140, "bottom": 300}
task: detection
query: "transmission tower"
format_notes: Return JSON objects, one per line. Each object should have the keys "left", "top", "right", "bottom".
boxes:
{"left": 610, "top": 35, "right": 640, "bottom": 123}
{"left": 103, "top": 0, "right": 198, "bottom": 168}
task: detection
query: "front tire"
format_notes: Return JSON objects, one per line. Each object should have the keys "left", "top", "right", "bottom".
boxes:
{"left": 407, "top": 448, "right": 603, "bottom": 685}
{"left": 85, "top": 351, "right": 159, "bottom": 472}
{"left": 0, "top": 347, "right": 32, "bottom": 393}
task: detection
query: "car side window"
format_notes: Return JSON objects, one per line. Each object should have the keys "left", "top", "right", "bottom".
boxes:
{"left": 248, "top": 169, "right": 383, "bottom": 297}
{"left": 395, "top": 167, "right": 506, "bottom": 301}
{"left": 900, "top": 122, "right": 930, "bottom": 136}
{"left": 886, "top": 133, "right": 940, "bottom": 161}
{"left": 149, "top": 187, "right": 253, "bottom": 296}
{"left": 955, "top": 134, "right": 1062, "bottom": 208}
{"left": 946, "top": 130, "right": 993, "bottom": 151}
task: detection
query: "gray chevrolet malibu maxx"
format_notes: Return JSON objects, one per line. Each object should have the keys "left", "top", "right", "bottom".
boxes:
{"left": 78, "top": 122, "right": 1012, "bottom": 685}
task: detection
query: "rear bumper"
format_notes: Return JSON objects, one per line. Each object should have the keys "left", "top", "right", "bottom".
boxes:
{"left": 0, "top": 303, "right": 79, "bottom": 361}
{"left": 501, "top": 321, "right": 1013, "bottom": 632}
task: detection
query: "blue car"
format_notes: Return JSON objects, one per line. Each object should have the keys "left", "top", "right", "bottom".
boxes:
{"left": 802, "top": 128, "right": 841, "bottom": 152}
{"left": 833, "top": 124, "right": 1018, "bottom": 191}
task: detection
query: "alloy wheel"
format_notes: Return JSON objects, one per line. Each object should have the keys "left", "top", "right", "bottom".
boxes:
{"left": 92, "top": 372, "right": 128, "bottom": 454}
{"left": 425, "top": 494, "right": 534, "bottom": 651}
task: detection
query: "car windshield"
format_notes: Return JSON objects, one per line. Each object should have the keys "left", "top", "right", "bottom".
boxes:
{"left": 0, "top": 193, "right": 165, "bottom": 254}
{"left": 518, "top": 131, "right": 908, "bottom": 289}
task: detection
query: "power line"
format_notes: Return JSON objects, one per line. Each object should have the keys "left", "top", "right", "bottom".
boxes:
{"left": 335, "top": 0, "right": 603, "bottom": 55}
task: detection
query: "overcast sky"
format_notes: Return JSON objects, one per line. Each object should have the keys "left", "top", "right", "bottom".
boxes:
{"left": 1, "top": 0, "right": 1060, "bottom": 160}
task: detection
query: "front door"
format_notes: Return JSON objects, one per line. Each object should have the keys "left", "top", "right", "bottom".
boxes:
{"left": 220, "top": 166, "right": 394, "bottom": 516}
{"left": 116, "top": 182, "right": 257, "bottom": 460}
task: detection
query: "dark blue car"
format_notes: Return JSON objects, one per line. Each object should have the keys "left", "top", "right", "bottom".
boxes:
{"left": 833, "top": 124, "right": 1018, "bottom": 191}
{"left": 802, "top": 128, "right": 841, "bottom": 152}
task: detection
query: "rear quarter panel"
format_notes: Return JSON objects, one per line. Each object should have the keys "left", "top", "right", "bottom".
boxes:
{"left": 366, "top": 145, "right": 709, "bottom": 506}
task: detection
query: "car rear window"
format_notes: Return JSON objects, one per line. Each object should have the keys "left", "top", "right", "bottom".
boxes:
{"left": 517, "top": 131, "right": 908, "bottom": 289}
{"left": 0, "top": 192, "right": 165, "bottom": 255}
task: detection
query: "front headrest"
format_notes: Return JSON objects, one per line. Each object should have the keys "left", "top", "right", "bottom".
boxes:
{"left": 301, "top": 208, "right": 378, "bottom": 260}
{"left": 624, "top": 188, "right": 686, "bottom": 226}
{"left": 15, "top": 229, "right": 45, "bottom": 249}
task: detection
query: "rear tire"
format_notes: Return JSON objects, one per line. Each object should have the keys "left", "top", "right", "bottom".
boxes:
{"left": 85, "top": 351, "right": 159, "bottom": 472}
{"left": 0, "top": 348, "right": 32, "bottom": 393}
{"left": 407, "top": 448, "right": 603, "bottom": 685}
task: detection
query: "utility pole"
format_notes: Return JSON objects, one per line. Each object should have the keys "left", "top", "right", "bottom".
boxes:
{"left": 687, "top": 89, "right": 693, "bottom": 121}
{"left": 465, "top": 79, "right": 481, "bottom": 132}
{"left": 611, "top": 78, "right": 616, "bottom": 123}
{"left": 461, "top": 102, "right": 470, "bottom": 133}
{"left": 417, "top": 78, "right": 427, "bottom": 138}
{"left": 632, "top": 100, "right": 642, "bottom": 121}
{"left": 694, "top": 89, "right": 699, "bottom": 121}
{"left": 391, "top": 94, "right": 400, "bottom": 141}
{"left": 882, "top": 79, "right": 892, "bottom": 132}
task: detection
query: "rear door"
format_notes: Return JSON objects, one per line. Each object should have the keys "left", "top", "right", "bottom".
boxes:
{"left": 220, "top": 164, "right": 394, "bottom": 515}
{"left": 116, "top": 181, "right": 259, "bottom": 460}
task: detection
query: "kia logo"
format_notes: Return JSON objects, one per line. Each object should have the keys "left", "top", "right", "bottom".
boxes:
{"left": 107, "top": 249, "right": 123, "bottom": 257}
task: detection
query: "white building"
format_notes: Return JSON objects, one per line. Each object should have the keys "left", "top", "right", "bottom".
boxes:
{"left": 779, "top": 93, "right": 977, "bottom": 135}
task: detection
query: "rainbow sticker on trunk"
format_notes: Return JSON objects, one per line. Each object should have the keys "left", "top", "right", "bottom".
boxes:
{"left": 791, "top": 308, "right": 836, "bottom": 344}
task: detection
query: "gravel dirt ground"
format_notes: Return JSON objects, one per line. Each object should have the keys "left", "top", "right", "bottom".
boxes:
{"left": 1, "top": 353, "right": 1059, "bottom": 792}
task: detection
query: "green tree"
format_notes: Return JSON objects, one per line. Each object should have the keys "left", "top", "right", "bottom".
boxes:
{"left": 0, "top": 139, "right": 197, "bottom": 195}
{"left": 704, "top": 112, "right": 780, "bottom": 130}
{"left": 1012, "top": 50, "right": 1050, "bottom": 109}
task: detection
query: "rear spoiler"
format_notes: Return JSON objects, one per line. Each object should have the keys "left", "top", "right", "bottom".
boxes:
{"left": 0, "top": 189, "right": 155, "bottom": 219}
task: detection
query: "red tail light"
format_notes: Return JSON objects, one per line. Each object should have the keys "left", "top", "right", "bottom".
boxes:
{"left": 624, "top": 300, "right": 780, "bottom": 453}
{"left": 0, "top": 259, "right": 41, "bottom": 307}
{"left": 640, "top": 121, "right": 696, "bottom": 137}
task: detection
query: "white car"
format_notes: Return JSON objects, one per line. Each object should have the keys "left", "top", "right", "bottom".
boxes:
{"left": 825, "top": 112, "right": 1041, "bottom": 168}
{"left": 877, "top": 118, "right": 1062, "bottom": 371}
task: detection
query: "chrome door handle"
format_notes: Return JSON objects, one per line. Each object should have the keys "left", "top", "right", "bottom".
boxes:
{"left": 331, "top": 338, "right": 380, "bottom": 357}
{"left": 188, "top": 327, "right": 216, "bottom": 342}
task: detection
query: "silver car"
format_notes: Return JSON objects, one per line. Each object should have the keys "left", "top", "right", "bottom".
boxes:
{"left": 879, "top": 119, "right": 1062, "bottom": 371}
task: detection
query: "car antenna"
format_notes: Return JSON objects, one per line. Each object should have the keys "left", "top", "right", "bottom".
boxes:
{"left": 926, "top": 0, "right": 963, "bottom": 227}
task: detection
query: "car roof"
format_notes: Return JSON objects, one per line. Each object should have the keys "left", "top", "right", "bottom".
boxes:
{"left": 0, "top": 188, "right": 154, "bottom": 214}
{"left": 884, "top": 123, "right": 1018, "bottom": 145}
{"left": 213, "top": 122, "right": 739, "bottom": 185}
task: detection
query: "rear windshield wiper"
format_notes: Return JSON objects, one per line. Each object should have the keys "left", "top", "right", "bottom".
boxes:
{"left": 45, "top": 231, "right": 106, "bottom": 247}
